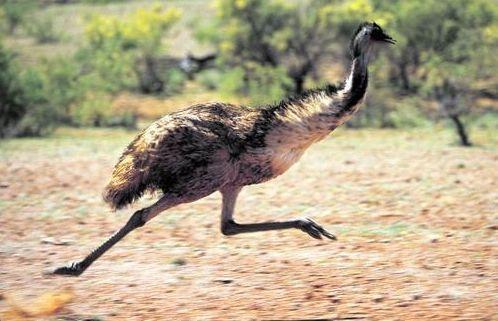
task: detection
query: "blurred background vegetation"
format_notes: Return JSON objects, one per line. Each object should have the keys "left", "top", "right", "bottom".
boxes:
{"left": 0, "top": 0, "right": 497, "bottom": 145}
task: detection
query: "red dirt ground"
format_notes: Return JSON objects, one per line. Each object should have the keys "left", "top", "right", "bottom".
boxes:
{"left": 0, "top": 128, "right": 497, "bottom": 321}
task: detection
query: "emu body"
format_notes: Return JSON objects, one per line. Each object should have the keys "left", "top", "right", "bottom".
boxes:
{"left": 50, "top": 22, "right": 394, "bottom": 276}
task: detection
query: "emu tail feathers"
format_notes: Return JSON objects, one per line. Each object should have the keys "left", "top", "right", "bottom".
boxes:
{"left": 103, "top": 153, "right": 148, "bottom": 210}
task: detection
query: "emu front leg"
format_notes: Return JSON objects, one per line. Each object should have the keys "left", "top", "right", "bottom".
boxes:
{"left": 222, "top": 218, "right": 336, "bottom": 240}
{"left": 220, "top": 187, "right": 336, "bottom": 240}
{"left": 47, "top": 209, "right": 147, "bottom": 277}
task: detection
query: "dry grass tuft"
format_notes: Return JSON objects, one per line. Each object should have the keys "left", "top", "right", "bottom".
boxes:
{"left": 1, "top": 288, "right": 74, "bottom": 320}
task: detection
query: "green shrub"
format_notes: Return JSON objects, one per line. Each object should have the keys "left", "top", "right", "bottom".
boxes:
{"left": 40, "top": 57, "right": 84, "bottom": 123}
{"left": 0, "top": 44, "right": 27, "bottom": 137}
{"left": 0, "top": 1, "right": 35, "bottom": 34}
{"left": 14, "top": 69, "right": 58, "bottom": 137}
{"left": 246, "top": 65, "right": 292, "bottom": 105}
{"left": 25, "top": 14, "right": 61, "bottom": 44}
{"left": 76, "top": 46, "right": 135, "bottom": 94}
{"left": 218, "top": 65, "right": 291, "bottom": 105}
{"left": 197, "top": 69, "right": 223, "bottom": 91}
{"left": 83, "top": 5, "right": 181, "bottom": 94}
{"left": 163, "top": 68, "right": 187, "bottom": 95}
{"left": 472, "top": 112, "right": 498, "bottom": 129}
{"left": 33, "top": 52, "right": 138, "bottom": 129}
{"left": 71, "top": 92, "right": 136, "bottom": 128}
{"left": 219, "top": 67, "right": 246, "bottom": 97}
{"left": 71, "top": 93, "right": 111, "bottom": 127}
{"left": 349, "top": 87, "right": 431, "bottom": 129}
{"left": 0, "top": 44, "right": 58, "bottom": 137}
{"left": 385, "top": 103, "right": 431, "bottom": 128}
{"left": 81, "top": 0, "right": 126, "bottom": 4}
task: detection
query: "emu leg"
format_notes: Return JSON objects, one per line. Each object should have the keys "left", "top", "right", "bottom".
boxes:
{"left": 222, "top": 218, "right": 336, "bottom": 240}
{"left": 48, "top": 208, "right": 147, "bottom": 276}
{"left": 47, "top": 193, "right": 183, "bottom": 277}
{"left": 220, "top": 187, "right": 336, "bottom": 240}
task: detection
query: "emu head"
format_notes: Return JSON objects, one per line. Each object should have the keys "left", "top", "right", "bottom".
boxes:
{"left": 350, "top": 22, "right": 395, "bottom": 58}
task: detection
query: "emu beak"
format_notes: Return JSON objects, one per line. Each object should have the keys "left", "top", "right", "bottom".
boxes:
{"left": 383, "top": 34, "right": 396, "bottom": 44}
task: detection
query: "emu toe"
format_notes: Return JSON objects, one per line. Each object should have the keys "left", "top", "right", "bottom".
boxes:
{"left": 46, "top": 262, "right": 85, "bottom": 277}
{"left": 298, "top": 218, "right": 337, "bottom": 240}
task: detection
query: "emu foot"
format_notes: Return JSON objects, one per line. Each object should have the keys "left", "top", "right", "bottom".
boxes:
{"left": 46, "top": 262, "right": 85, "bottom": 277}
{"left": 297, "top": 217, "right": 337, "bottom": 240}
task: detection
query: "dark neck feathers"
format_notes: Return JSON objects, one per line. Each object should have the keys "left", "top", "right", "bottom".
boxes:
{"left": 343, "top": 53, "right": 369, "bottom": 110}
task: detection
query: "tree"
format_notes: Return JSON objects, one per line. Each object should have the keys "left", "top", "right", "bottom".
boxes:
{"left": 199, "top": 0, "right": 383, "bottom": 95}
{"left": 384, "top": 0, "right": 498, "bottom": 146}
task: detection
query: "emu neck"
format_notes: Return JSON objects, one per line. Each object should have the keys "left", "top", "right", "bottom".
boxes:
{"left": 341, "top": 52, "right": 370, "bottom": 113}
{"left": 263, "top": 49, "right": 372, "bottom": 152}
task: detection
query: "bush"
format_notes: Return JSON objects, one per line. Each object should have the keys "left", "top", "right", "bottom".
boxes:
{"left": 197, "top": 69, "right": 223, "bottom": 91}
{"left": 81, "top": 0, "right": 126, "bottom": 4}
{"left": 384, "top": 103, "right": 431, "bottom": 128}
{"left": 0, "top": 1, "right": 35, "bottom": 34}
{"left": 83, "top": 5, "right": 181, "bottom": 94}
{"left": 0, "top": 44, "right": 27, "bottom": 137}
{"left": 472, "top": 112, "right": 498, "bottom": 129}
{"left": 25, "top": 14, "right": 61, "bottom": 44}
{"left": 70, "top": 93, "right": 111, "bottom": 127}
{"left": 76, "top": 45, "right": 135, "bottom": 94}
{"left": 0, "top": 44, "right": 58, "bottom": 137}
{"left": 218, "top": 67, "right": 246, "bottom": 97}
{"left": 14, "top": 69, "right": 58, "bottom": 136}
{"left": 246, "top": 65, "right": 292, "bottom": 105}
{"left": 40, "top": 57, "right": 84, "bottom": 123}
{"left": 71, "top": 92, "right": 136, "bottom": 128}
{"left": 38, "top": 56, "right": 137, "bottom": 129}
{"left": 163, "top": 68, "right": 187, "bottom": 95}
{"left": 218, "top": 65, "right": 292, "bottom": 105}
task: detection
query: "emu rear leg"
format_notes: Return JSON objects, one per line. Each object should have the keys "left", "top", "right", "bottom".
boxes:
{"left": 48, "top": 196, "right": 175, "bottom": 277}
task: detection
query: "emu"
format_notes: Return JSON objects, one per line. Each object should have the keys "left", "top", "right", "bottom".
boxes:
{"left": 51, "top": 22, "right": 395, "bottom": 276}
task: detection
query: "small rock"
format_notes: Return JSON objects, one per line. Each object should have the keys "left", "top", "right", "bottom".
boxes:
{"left": 41, "top": 237, "right": 73, "bottom": 246}
{"left": 214, "top": 279, "right": 233, "bottom": 284}
{"left": 170, "top": 258, "right": 186, "bottom": 266}
{"left": 412, "top": 294, "right": 422, "bottom": 300}
{"left": 372, "top": 295, "right": 385, "bottom": 303}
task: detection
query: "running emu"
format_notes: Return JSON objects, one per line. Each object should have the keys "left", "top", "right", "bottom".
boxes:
{"left": 51, "top": 22, "right": 395, "bottom": 276}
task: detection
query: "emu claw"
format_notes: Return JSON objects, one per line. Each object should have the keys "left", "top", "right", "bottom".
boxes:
{"left": 298, "top": 217, "right": 337, "bottom": 240}
{"left": 46, "top": 262, "right": 84, "bottom": 277}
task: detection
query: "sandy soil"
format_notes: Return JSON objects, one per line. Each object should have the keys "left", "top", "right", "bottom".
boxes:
{"left": 0, "top": 128, "right": 497, "bottom": 321}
